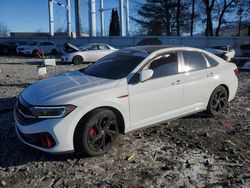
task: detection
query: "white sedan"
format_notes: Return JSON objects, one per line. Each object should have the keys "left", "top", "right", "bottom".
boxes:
{"left": 16, "top": 41, "right": 58, "bottom": 56}
{"left": 14, "top": 46, "right": 238, "bottom": 156}
{"left": 61, "top": 43, "right": 117, "bottom": 64}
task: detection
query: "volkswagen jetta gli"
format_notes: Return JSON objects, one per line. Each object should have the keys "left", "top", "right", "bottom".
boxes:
{"left": 14, "top": 46, "right": 238, "bottom": 156}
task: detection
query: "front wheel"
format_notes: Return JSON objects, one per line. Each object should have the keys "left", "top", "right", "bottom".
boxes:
{"left": 206, "top": 86, "right": 228, "bottom": 117}
{"left": 72, "top": 55, "right": 84, "bottom": 65}
{"left": 74, "top": 109, "right": 119, "bottom": 156}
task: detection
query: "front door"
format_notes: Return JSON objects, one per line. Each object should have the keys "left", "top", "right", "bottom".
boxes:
{"left": 128, "top": 51, "right": 183, "bottom": 129}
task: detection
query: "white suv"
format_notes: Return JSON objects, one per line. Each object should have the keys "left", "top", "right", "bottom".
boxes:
{"left": 14, "top": 46, "right": 238, "bottom": 156}
{"left": 17, "top": 41, "right": 58, "bottom": 56}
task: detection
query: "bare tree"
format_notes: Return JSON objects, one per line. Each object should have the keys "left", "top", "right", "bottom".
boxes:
{"left": 176, "top": 0, "right": 181, "bottom": 36}
{"left": 203, "top": 0, "right": 216, "bottom": 36}
{"left": 215, "top": 0, "right": 236, "bottom": 36}
{"left": 0, "top": 22, "right": 9, "bottom": 37}
{"left": 236, "top": 0, "right": 250, "bottom": 36}
{"left": 190, "top": 0, "right": 195, "bottom": 36}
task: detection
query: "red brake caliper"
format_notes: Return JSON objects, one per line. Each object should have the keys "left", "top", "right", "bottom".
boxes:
{"left": 89, "top": 128, "right": 96, "bottom": 136}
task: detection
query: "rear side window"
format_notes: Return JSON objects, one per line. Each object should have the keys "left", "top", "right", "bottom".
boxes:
{"left": 98, "top": 45, "right": 110, "bottom": 50}
{"left": 147, "top": 52, "right": 178, "bottom": 79}
{"left": 204, "top": 54, "right": 218, "bottom": 67}
{"left": 182, "top": 51, "right": 207, "bottom": 72}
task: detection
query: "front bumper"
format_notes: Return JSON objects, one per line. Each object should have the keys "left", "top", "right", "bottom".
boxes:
{"left": 61, "top": 56, "right": 71, "bottom": 62}
{"left": 17, "top": 49, "right": 32, "bottom": 55}
{"left": 14, "top": 105, "right": 80, "bottom": 153}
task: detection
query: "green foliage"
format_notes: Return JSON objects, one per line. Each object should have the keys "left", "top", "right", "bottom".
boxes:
{"left": 109, "top": 9, "right": 120, "bottom": 36}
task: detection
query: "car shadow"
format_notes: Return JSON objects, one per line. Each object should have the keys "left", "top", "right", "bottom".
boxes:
{"left": 182, "top": 111, "right": 211, "bottom": 119}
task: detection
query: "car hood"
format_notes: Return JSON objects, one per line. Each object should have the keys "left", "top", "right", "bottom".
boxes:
{"left": 21, "top": 71, "right": 119, "bottom": 105}
{"left": 63, "top": 43, "right": 80, "bottom": 53}
{"left": 17, "top": 45, "right": 35, "bottom": 49}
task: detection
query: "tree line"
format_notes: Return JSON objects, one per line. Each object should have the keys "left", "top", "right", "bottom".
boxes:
{"left": 131, "top": 0, "right": 250, "bottom": 36}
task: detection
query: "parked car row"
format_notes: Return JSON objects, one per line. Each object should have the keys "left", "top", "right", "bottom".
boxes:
{"left": 1, "top": 39, "right": 247, "bottom": 65}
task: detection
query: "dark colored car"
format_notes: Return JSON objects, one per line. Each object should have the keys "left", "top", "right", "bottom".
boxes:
{"left": 0, "top": 41, "right": 27, "bottom": 55}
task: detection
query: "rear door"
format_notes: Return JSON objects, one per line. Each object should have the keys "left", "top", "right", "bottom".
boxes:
{"left": 84, "top": 44, "right": 99, "bottom": 62}
{"left": 180, "top": 51, "right": 215, "bottom": 113}
{"left": 96, "top": 45, "right": 112, "bottom": 60}
{"left": 128, "top": 51, "right": 183, "bottom": 128}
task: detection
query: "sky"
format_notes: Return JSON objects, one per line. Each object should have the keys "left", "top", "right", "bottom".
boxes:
{"left": 0, "top": 0, "right": 141, "bottom": 36}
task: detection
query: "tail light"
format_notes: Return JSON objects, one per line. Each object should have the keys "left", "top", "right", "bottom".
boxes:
{"left": 234, "top": 68, "right": 239, "bottom": 77}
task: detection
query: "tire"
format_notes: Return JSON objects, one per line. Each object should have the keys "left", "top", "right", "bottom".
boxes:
{"left": 51, "top": 49, "right": 58, "bottom": 55}
{"left": 206, "top": 86, "right": 228, "bottom": 117}
{"left": 74, "top": 109, "right": 119, "bottom": 156}
{"left": 32, "top": 50, "right": 38, "bottom": 57}
{"left": 72, "top": 55, "right": 84, "bottom": 65}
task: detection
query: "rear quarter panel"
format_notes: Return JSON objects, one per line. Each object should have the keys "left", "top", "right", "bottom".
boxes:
{"left": 215, "top": 62, "right": 238, "bottom": 102}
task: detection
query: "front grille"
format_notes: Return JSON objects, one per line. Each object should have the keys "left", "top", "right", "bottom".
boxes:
{"left": 15, "top": 97, "right": 44, "bottom": 126}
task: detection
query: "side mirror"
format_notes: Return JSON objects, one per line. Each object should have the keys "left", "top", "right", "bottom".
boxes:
{"left": 140, "top": 69, "right": 154, "bottom": 82}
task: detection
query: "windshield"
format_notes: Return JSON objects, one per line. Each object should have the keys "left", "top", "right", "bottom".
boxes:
{"left": 84, "top": 49, "right": 148, "bottom": 79}
{"left": 79, "top": 44, "right": 89, "bottom": 51}
{"left": 27, "top": 42, "right": 38, "bottom": 46}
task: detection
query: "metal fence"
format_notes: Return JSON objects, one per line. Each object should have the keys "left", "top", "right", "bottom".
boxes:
{"left": 1, "top": 36, "right": 250, "bottom": 55}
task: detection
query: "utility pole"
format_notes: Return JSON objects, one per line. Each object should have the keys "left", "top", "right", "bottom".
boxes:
{"left": 89, "top": 0, "right": 96, "bottom": 36}
{"left": 67, "top": 0, "right": 71, "bottom": 37}
{"left": 75, "top": 0, "right": 81, "bottom": 37}
{"left": 100, "top": 0, "right": 105, "bottom": 36}
{"left": 119, "top": 0, "right": 125, "bottom": 36}
{"left": 48, "top": 0, "right": 54, "bottom": 37}
{"left": 125, "top": 0, "right": 129, "bottom": 36}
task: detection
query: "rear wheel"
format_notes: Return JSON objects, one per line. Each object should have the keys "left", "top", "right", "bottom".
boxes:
{"left": 32, "top": 49, "right": 38, "bottom": 57}
{"left": 51, "top": 49, "right": 58, "bottom": 55}
{"left": 72, "top": 55, "right": 84, "bottom": 65}
{"left": 74, "top": 109, "right": 119, "bottom": 156}
{"left": 206, "top": 86, "right": 228, "bottom": 117}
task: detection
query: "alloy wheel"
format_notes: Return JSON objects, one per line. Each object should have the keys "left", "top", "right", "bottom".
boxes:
{"left": 87, "top": 115, "right": 119, "bottom": 153}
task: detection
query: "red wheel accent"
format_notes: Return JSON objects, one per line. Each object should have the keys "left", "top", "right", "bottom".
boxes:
{"left": 89, "top": 128, "right": 96, "bottom": 136}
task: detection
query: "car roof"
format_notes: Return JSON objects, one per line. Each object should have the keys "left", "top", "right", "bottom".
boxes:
{"left": 126, "top": 45, "right": 175, "bottom": 54}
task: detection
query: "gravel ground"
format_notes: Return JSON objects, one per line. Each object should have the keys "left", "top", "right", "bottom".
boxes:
{"left": 0, "top": 56, "right": 249, "bottom": 187}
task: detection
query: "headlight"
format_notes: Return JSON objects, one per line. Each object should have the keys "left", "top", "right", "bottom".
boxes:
{"left": 30, "top": 105, "right": 76, "bottom": 119}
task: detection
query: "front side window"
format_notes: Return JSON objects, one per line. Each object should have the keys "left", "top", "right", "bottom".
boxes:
{"left": 45, "top": 42, "right": 54, "bottom": 46}
{"left": 39, "top": 42, "right": 46, "bottom": 46}
{"left": 146, "top": 52, "right": 178, "bottom": 79}
{"left": 182, "top": 51, "right": 208, "bottom": 72}
{"left": 86, "top": 45, "right": 98, "bottom": 51}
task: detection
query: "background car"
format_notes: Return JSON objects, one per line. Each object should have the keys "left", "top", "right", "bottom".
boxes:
{"left": 14, "top": 46, "right": 238, "bottom": 156}
{"left": 205, "top": 45, "right": 235, "bottom": 61}
{"left": 16, "top": 41, "right": 58, "bottom": 56}
{"left": 61, "top": 43, "right": 117, "bottom": 64}
{"left": 0, "top": 41, "right": 27, "bottom": 55}
{"left": 240, "top": 44, "right": 250, "bottom": 56}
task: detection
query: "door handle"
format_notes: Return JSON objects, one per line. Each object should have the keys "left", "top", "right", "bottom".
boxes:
{"left": 207, "top": 72, "right": 214, "bottom": 77}
{"left": 172, "top": 80, "right": 181, "bottom": 85}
